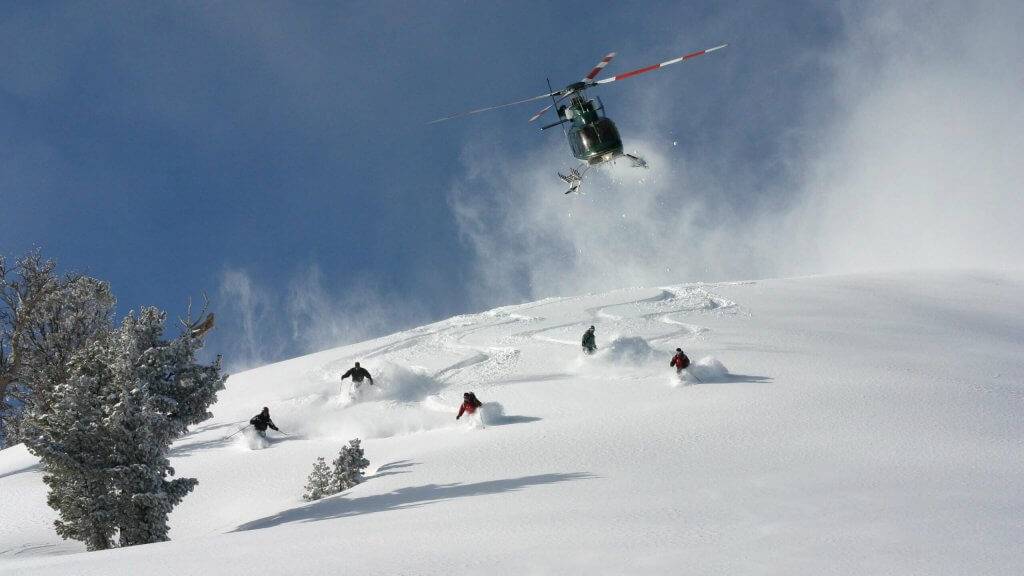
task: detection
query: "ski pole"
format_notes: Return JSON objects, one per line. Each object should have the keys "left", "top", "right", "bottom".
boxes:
{"left": 224, "top": 424, "right": 250, "bottom": 440}
{"left": 687, "top": 370, "right": 704, "bottom": 384}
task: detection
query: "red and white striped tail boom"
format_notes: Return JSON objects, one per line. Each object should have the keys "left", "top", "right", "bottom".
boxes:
{"left": 595, "top": 43, "right": 727, "bottom": 85}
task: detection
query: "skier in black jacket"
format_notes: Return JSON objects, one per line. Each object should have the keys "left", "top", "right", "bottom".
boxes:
{"left": 249, "top": 407, "right": 279, "bottom": 437}
{"left": 581, "top": 326, "right": 597, "bottom": 355}
{"left": 341, "top": 362, "right": 375, "bottom": 386}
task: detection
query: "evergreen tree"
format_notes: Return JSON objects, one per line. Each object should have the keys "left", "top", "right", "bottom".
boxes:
{"left": 303, "top": 457, "right": 334, "bottom": 502}
{"left": 30, "top": 341, "right": 118, "bottom": 551}
{"left": 23, "top": 304, "right": 226, "bottom": 550}
{"left": 105, "top": 308, "right": 224, "bottom": 547}
{"left": 331, "top": 438, "right": 369, "bottom": 492}
{"left": 1, "top": 252, "right": 115, "bottom": 446}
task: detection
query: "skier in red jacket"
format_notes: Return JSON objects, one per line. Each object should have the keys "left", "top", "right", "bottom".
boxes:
{"left": 456, "top": 392, "right": 483, "bottom": 420}
{"left": 670, "top": 348, "right": 690, "bottom": 373}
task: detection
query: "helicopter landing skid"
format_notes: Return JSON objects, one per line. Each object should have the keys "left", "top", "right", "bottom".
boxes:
{"left": 558, "top": 166, "right": 589, "bottom": 194}
{"left": 625, "top": 153, "right": 648, "bottom": 169}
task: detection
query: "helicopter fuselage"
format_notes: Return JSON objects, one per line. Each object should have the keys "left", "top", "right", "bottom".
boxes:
{"left": 561, "top": 94, "right": 624, "bottom": 165}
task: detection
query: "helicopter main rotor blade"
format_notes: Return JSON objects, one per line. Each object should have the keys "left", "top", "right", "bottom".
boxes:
{"left": 583, "top": 52, "right": 617, "bottom": 82}
{"left": 428, "top": 91, "right": 560, "bottom": 124}
{"left": 594, "top": 43, "right": 728, "bottom": 86}
{"left": 528, "top": 103, "right": 554, "bottom": 123}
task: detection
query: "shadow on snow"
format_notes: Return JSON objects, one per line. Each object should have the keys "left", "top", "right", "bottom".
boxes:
{"left": 231, "top": 471, "right": 594, "bottom": 532}
{"left": 369, "top": 459, "right": 417, "bottom": 479}
{"left": 704, "top": 373, "right": 773, "bottom": 385}
{"left": 488, "top": 414, "right": 542, "bottom": 425}
{"left": 0, "top": 461, "right": 40, "bottom": 481}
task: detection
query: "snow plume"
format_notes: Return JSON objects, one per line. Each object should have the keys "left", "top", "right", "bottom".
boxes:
{"left": 450, "top": 1, "right": 1024, "bottom": 306}
{"left": 217, "top": 269, "right": 286, "bottom": 372}
{"left": 793, "top": 2, "right": 1024, "bottom": 273}
{"left": 598, "top": 336, "right": 659, "bottom": 366}
{"left": 263, "top": 364, "right": 451, "bottom": 441}
{"left": 283, "top": 266, "right": 404, "bottom": 358}
{"left": 334, "top": 363, "right": 444, "bottom": 405}
{"left": 449, "top": 140, "right": 768, "bottom": 306}
{"left": 241, "top": 427, "right": 271, "bottom": 450}
{"left": 371, "top": 363, "right": 444, "bottom": 403}
{"left": 214, "top": 266, "right": 427, "bottom": 371}
{"left": 691, "top": 356, "right": 728, "bottom": 381}
{"left": 297, "top": 400, "right": 452, "bottom": 442}
{"left": 571, "top": 335, "right": 662, "bottom": 376}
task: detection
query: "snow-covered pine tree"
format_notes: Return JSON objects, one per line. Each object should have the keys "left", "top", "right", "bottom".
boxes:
{"left": 104, "top": 307, "right": 225, "bottom": 547}
{"left": 303, "top": 457, "right": 334, "bottom": 501}
{"left": 23, "top": 303, "right": 226, "bottom": 550}
{"left": 331, "top": 438, "right": 370, "bottom": 492}
{"left": 1, "top": 251, "right": 115, "bottom": 447}
{"left": 24, "top": 339, "right": 119, "bottom": 550}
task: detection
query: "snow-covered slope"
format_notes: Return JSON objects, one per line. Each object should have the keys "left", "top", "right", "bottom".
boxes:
{"left": 2, "top": 271, "right": 1022, "bottom": 575}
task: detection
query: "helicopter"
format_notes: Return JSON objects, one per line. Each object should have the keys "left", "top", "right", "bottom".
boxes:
{"left": 429, "top": 43, "right": 728, "bottom": 193}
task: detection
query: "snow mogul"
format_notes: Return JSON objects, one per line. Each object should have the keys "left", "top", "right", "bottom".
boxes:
{"left": 581, "top": 325, "right": 597, "bottom": 355}
{"left": 249, "top": 407, "right": 280, "bottom": 437}
{"left": 456, "top": 392, "right": 483, "bottom": 420}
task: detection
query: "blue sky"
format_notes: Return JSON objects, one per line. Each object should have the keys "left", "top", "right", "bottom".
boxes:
{"left": 3, "top": 1, "right": 1021, "bottom": 368}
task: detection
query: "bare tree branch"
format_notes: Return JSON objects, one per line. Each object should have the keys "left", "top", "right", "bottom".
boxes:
{"left": 179, "top": 291, "right": 215, "bottom": 339}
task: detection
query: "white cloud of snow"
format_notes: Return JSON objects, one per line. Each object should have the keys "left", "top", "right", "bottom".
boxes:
{"left": 794, "top": 1, "right": 1024, "bottom": 273}
{"left": 215, "top": 265, "right": 425, "bottom": 371}
{"left": 217, "top": 268, "right": 285, "bottom": 371}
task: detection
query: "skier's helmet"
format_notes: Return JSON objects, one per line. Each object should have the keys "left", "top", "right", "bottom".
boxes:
{"left": 354, "top": 362, "right": 360, "bottom": 367}
{"left": 676, "top": 348, "right": 682, "bottom": 352}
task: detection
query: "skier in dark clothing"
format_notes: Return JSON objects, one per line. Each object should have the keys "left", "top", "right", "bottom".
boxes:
{"left": 670, "top": 348, "right": 690, "bottom": 373}
{"left": 341, "top": 362, "right": 375, "bottom": 400}
{"left": 456, "top": 392, "right": 483, "bottom": 420}
{"left": 341, "top": 362, "right": 374, "bottom": 386}
{"left": 582, "top": 325, "right": 597, "bottom": 354}
{"left": 249, "top": 407, "right": 279, "bottom": 437}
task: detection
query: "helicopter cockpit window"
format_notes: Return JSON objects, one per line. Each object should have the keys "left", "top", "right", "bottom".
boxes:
{"left": 593, "top": 121, "right": 618, "bottom": 142}
{"left": 577, "top": 128, "right": 595, "bottom": 150}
